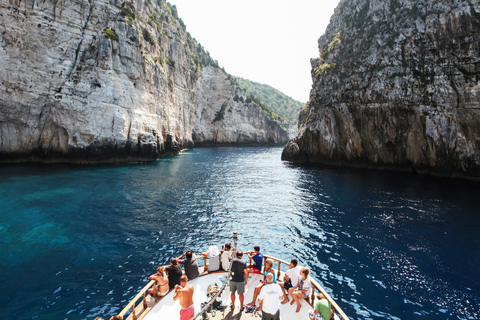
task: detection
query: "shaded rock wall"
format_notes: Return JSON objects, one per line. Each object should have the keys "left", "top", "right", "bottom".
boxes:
{"left": 283, "top": 0, "right": 480, "bottom": 180}
{"left": 0, "top": 0, "right": 287, "bottom": 163}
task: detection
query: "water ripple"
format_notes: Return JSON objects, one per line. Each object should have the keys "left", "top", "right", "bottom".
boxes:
{"left": 0, "top": 148, "right": 479, "bottom": 320}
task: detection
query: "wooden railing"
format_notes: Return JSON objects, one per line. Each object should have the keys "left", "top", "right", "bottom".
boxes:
{"left": 263, "top": 255, "right": 350, "bottom": 320}
{"left": 118, "top": 253, "right": 209, "bottom": 320}
{"left": 118, "top": 279, "right": 156, "bottom": 320}
{"left": 118, "top": 253, "right": 349, "bottom": 320}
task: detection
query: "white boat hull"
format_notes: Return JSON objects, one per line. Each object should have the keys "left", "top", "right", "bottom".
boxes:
{"left": 143, "top": 272, "right": 317, "bottom": 319}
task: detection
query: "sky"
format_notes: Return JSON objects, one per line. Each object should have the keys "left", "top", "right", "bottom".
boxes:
{"left": 168, "top": 0, "right": 341, "bottom": 103}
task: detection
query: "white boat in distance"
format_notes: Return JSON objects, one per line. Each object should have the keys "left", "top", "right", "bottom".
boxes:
{"left": 116, "top": 233, "right": 350, "bottom": 320}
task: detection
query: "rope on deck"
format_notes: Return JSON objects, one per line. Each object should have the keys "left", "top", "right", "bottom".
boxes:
{"left": 191, "top": 245, "right": 237, "bottom": 319}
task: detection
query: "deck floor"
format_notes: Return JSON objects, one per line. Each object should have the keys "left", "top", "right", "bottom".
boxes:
{"left": 141, "top": 271, "right": 315, "bottom": 320}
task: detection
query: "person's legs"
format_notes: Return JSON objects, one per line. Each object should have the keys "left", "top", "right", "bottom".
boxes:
{"left": 289, "top": 288, "right": 296, "bottom": 305}
{"left": 230, "top": 281, "right": 238, "bottom": 308}
{"left": 247, "top": 283, "right": 263, "bottom": 305}
{"left": 239, "top": 293, "right": 244, "bottom": 308}
{"left": 261, "top": 310, "right": 279, "bottom": 320}
{"left": 236, "top": 281, "right": 246, "bottom": 309}
{"left": 292, "top": 291, "right": 304, "bottom": 312}
{"left": 272, "top": 309, "right": 280, "bottom": 320}
{"left": 290, "top": 290, "right": 302, "bottom": 309}
{"left": 277, "top": 282, "right": 289, "bottom": 303}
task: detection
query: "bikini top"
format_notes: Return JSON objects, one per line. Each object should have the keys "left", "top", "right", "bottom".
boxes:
{"left": 264, "top": 266, "right": 277, "bottom": 283}
{"left": 157, "top": 276, "right": 168, "bottom": 287}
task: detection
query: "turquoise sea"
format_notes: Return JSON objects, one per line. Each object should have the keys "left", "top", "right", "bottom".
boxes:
{"left": 0, "top": 146, "right": 479, "bottom": 319}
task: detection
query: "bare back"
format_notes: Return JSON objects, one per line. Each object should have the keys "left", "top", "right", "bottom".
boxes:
{"left": 174, "top": 285, "right": 194, "bottom": 309}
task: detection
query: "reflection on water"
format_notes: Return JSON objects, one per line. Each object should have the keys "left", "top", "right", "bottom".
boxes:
{"left": 0, "top": 147, "right": 479, "bottom": 320}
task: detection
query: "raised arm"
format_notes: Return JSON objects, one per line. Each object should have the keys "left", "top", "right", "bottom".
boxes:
{"left": 173, "top": 284, "right": 186, "bottom": 301}
{"left": 175, "top": 253, "right": 186, "bottom": 264}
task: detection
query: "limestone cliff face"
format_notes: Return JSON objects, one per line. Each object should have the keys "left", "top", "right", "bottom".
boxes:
{"left": 0, "top": 0, "right": 287, "bottom": 163}
{"left": 282, "top": 0, "right": 480, "bottom": 180}
{"left": 193, "top": 67, "right": 288, "bottom": 145}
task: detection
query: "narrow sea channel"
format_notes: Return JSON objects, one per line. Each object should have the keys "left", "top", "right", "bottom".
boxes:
{"left": 0, "top": 146, "right": 478, "bottom": 320}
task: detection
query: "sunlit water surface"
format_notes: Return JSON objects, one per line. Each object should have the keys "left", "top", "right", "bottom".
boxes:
{"left": 0, "top": 147, "right": 479, "bottom": 320}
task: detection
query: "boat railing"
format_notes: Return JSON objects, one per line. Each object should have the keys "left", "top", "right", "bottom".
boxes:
{"left": 118, "top": 252, "right": 349, "bottom": 320}
{"left": 117, "top": 252, "right": 210, "bottom": 320}
{"left": 263, "top": 254, "right": 350, "bottom": 320}
{"left": 118, "top": 278, "right": 156, "bottom": 320}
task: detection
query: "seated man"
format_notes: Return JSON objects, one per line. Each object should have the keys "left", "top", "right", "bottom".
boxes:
{"left": 165, "top": 258, "right": 183, "bottom": 290}
{"left": 247, "top": 245, "right": 263, "bottom": 274}
{"left": 202, "top": 245, "right": 220, "bottom": 272}
{"left": 177, "top": 250, "right": 200, "bottom": 280}
{"left": 280, "top": 258, "right": 301, "bottom": 304}
{"left": 221, "top": 242, "right": 233, "bottom": 271}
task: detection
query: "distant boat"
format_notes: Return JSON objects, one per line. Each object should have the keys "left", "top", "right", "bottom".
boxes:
{"left": 116, "top": 233, "right": 350, "bottom": 320}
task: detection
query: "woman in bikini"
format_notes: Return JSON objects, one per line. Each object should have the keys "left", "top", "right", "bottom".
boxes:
{"left": 148, "top": 266, "right": 169, "bottom": 297}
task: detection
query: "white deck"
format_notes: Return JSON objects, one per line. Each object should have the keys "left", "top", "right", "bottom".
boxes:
{"left": 143, "top": 272, "right": 315, "bottom": 319}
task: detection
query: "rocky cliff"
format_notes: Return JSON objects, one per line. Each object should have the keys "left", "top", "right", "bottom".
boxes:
{"left": 0, "top": 0, "right": 287, "bottom": 163}
{"left": 282, "top": 0, "right": 480, "bottom": 180}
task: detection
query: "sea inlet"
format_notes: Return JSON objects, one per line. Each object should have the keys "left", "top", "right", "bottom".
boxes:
{"left": 0, "top": 146, "right": 478, "bottom": 320}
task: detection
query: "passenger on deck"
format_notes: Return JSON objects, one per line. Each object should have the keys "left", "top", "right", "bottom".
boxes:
{"left": 166, "top": 258, "right": 183, "bottom": 290}
{"left": 230, "top": 250, "right": 249, "bottom": 311}
{"left": 173, "top": 275, "right": 195, "bottom": 320}
{"left": 177, "top": 250, "right": 200, "bottom": 280}
{"left": 221, "top": 242, "right": 233, "bottom": 271}
{"left": 280, "top": 258, "right": 301, "bottom": 304}
{"left": 247, "top": 258, "right": 287, "bottom": 306}
{"left": 247, "top": 245, "right": 263, "bottom": 274}
{"left": 309, "top": 292, "right": 333, "bottom": 320}
{"left": 148, "top": 266, "right": 169, "bottom": 297}
{"left": 109, "top": 315, "right": 122, "bottom": 320}
{"left": 288, "top": 267, "right": 312, "bottom": 313}
{"left": 257, "top": 273, "right": 284, "bottom": 320}
{"left": 201, "top": 245, "right": 220, "bottom": 272}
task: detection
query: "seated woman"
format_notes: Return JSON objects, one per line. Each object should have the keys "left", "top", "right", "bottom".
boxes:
{"left": 289, "top": 267, "right": 312, "bottom": 313}
{"left": 148, "top": 266, "right": 169, "bottom": 297}
{"left": 247, "top": 258, "right": 287, "bottom": 306}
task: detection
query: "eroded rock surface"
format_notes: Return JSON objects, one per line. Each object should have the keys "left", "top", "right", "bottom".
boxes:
{"left": 0, "top": 0, "right": 287, "bottom": 163}
{"left": 283, "top": 0, "right": 480, "bottom": 180}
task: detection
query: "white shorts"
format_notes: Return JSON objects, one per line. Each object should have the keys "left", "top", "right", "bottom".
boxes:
{"left": 308, "top": 310, "right": 325, "bottom": 320}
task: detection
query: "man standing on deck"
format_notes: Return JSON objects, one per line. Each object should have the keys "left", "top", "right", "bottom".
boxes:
{"left": 257, "top": 273, "right": 284, "bottom": 320}
{"left": 173, "top": 275, "right": 194, "bottom": 320}
{"left": 177, "top": 250, "right": 200, "bottom": 280}
{"left": 230, "top": 250, "right": 249, "bottom": 311}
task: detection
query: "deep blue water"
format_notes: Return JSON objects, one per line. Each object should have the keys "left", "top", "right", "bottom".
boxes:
{"left": 0, "top": 146, "right": 479, "bottom": 320}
